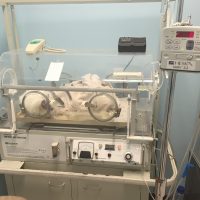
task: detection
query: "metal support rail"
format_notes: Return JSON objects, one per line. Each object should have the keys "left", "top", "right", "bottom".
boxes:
{"left": 1, "top": 84, "right": 137, "bottom": 94}
{"left": 176, "top": 0, "right": 184, "bottom": 22}
{"left": 155, "top": 71, "right": 177, "bottom": 200}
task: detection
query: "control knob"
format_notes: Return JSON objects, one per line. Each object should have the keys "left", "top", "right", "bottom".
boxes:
{"left": 125, "top": 152, "right": 132, "bottom": 162}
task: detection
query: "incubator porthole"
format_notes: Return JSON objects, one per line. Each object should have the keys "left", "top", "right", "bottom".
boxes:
{"left": 87, "top": 93, "right": 120, "bottom": 122}
{"left": 21, "top": 91, "right": 51, "bottom": 118}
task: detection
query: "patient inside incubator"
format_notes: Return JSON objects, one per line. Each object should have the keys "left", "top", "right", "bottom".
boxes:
{"left": 19, "top": 74, "right": 121, "bottom": 122}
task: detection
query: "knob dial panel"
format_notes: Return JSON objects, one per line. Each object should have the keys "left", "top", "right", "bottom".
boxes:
{"left": 125, "top": 152, "right": 132, "bottom": 162}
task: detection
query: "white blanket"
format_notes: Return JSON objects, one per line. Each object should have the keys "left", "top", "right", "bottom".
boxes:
{"left": 20, "top": 74, "right": 119, "bottom": 118}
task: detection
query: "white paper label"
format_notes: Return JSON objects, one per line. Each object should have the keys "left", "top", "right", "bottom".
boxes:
{"left": 45, "top": 62, "right": 64, "bottom": 81}
{"left": 167, "top": 60, "right": 196, "bottom": 71}
{"left": 1, "top": 134, "right": 66, "bottom": 161}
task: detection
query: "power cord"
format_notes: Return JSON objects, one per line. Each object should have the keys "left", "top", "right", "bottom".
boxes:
{"left": 123, "top": 55, "right": 134, "bottom": 72}
{"left": 44, "top": 46, "right": 66, "bottom": 53}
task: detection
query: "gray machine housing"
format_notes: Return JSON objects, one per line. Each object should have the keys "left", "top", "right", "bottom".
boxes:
{"left": 0, "top": 129, "right": 152, "bottom": 170}
{"left": 161, "top": 26, "right": 200, "bottom": 72}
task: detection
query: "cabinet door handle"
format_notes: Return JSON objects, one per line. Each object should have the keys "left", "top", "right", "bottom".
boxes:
{"left": 83, "top": 185, "right": 101, "bottom": 191}
{"left": 48, "top": 180, "right": 66, "bottom": 188}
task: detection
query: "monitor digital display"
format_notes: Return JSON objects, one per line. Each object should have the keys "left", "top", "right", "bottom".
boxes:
{"left": 105, "top": 144, "right": 115, "bottom": 151}
{"left": 176, "top": 31, "right": 194, "bottom": 38}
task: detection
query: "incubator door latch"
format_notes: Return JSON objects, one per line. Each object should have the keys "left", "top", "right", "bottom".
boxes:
{"left": 52, "top": 142, "right": 59, "bottom": 157}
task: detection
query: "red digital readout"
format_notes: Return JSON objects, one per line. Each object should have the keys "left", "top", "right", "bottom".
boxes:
{"left": 176, "top": 31, "right": 194, "bottom": 38}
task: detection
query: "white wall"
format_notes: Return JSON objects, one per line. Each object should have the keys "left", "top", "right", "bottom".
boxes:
{"left": 14, "top": 3, "right": 160, "bottom": 59}
{"left": 183, "top": 0, "right": 200, "bottom": 25}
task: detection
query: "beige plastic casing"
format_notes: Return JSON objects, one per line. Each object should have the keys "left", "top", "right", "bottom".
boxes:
{"left": 25, "top": 39, "right": 45, "bottom": 55}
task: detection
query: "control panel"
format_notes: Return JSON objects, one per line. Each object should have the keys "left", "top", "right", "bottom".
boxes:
{"left": 161, "top": 26, "right": 200, "bottom": 52}
{"left": 0, "top": 133, "right": 66, "bottom": 161}
{"left": 161, "top": 26, "right": 200, "bottom": 71}
{"left": 70, "top": 138, "right": 145, "bottom": 168}
{"left": 0, "top": 133, "right": 150, "bottom": 169}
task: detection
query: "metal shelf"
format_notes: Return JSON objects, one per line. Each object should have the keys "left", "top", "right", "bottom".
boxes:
{"left": 0, "top": 0, "right": 170, "bottom": 5}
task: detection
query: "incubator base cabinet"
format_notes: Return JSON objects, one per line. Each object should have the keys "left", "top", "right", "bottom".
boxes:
{"left": 1, "top": 131, "right": 150, "bottom": 200}
{"left": 0, "top": 129, "right": 151, "bottom": 200}
{"left": 0, "top": 50, "right": 176, "bottom": 200}
{"left": 6, "top": 171, "right": 148, "bottom": 200}
{"left": 6, "top": 176, "right": 148, "bottom": 200}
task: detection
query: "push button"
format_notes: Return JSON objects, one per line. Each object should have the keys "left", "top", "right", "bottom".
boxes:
{"left": 95, "top": 152, "right": 98, "bottom": 159}
{"left": 117, "top": 145, "right": 122, "bottom": 151}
